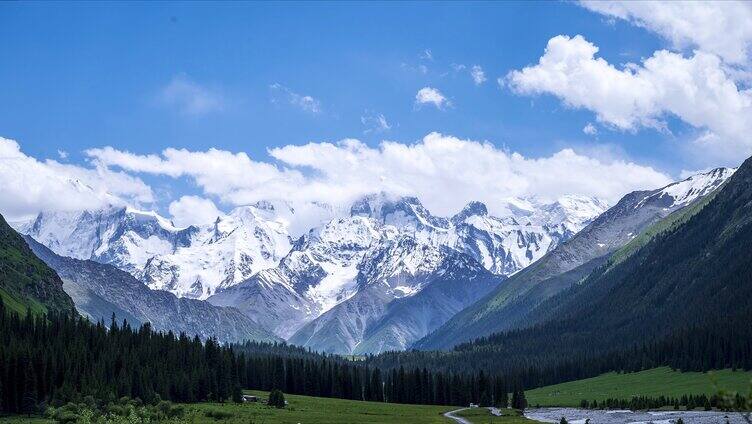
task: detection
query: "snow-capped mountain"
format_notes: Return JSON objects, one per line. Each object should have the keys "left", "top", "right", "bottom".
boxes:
{"left": 18, "top": 206, "right": 194, "bottom": 275}
{"left": 139, "top": 202, "right": 295, "bottom": 298}
{"left": 208, "top": 214, "right": 382, "bottom": 338}
{"left": 18, "top": 201, "right": 332, "bottom": 300}
{"left": 18, "top": 190, "right": 607, "bottom": 351}
{"left": 209, "top": 193, "right": 607, "bottom": 351}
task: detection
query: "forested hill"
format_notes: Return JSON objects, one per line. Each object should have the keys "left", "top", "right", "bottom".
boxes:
{"left": 481, "top": 152, "right": 752, "bottom": 358}
{"left": 0, "top": 213, "right": 74, "bottom": 315}
{"left": 370, "top": 155, "right": 752, "bottom": 385}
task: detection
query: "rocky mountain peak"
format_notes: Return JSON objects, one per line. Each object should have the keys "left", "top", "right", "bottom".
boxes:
{"left": 451, "top": 201, "right": 488, "bottom": 225}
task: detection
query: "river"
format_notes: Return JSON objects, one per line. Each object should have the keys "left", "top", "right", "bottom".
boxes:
{"left": 525, "top": 407, "right": 750, "bottom": 423}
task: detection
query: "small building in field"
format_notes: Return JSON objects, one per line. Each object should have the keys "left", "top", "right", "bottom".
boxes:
{"left": 242, "top": 395, "right": 258, "bottom": 402}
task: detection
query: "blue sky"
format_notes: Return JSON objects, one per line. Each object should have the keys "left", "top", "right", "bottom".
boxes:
{"left": 1, "top": 1, "right": 751, "bottom": 224}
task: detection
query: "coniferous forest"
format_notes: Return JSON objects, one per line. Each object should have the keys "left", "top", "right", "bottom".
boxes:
{"left": 0, "top": 300, "right": 517, "bottom": 414}
{"left": 3, "top": 293, "right": 751, "bottom": 416}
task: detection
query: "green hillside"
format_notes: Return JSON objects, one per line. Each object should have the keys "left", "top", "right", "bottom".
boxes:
{"left": 527, "top": 367, "right": 752, "bottom": 407}
{"left": 0, "top": 213, "right": 75, "bottom": 315}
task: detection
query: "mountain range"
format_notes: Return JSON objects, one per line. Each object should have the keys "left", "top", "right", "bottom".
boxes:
{"left": 11, "top": 167, "right": 736, "bottom": 354}
{"left": 16, "top": 191, "right": 606, "bottom": 353}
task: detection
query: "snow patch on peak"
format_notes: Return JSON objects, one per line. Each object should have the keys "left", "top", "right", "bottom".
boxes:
{"left": 657, "top": 167, "right": 735, "bottom": 208}
{"left": 638, "top": 167, "right": 736, "bottom": 210}
{"left": 350, "top": 192, "right": 449, "bottom": 231}
{"left": 451, "top": 201, "right": 489, "bottom": 224}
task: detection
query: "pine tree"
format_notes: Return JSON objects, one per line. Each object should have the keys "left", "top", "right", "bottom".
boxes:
{"left": 268, "top": 389, "right": 286, "bottom": 408}
{"left": 479, "top": 391, "right": 491, "bottom": 407}
{"left": 232, "top": 385, "right": 243, "bottom": 404}
{"left": 21, "top": 363, "right": 37, "bottom": 417}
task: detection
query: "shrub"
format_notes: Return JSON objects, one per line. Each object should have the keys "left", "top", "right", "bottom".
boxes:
{"left": 205, "top": 409, "right": 235, "bottom": 420}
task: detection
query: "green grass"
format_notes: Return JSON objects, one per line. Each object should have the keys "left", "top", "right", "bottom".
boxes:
{"left": 455, "top": 408, "right": 536, "bottom": 423}
{"left": 183, "top": 390, "right": 457, "bottom": 423}
{"left": 526, "top": 367, "right": 752, "bottom": 407}
{"left": 607, "top": 186, "right": 719, "bottom": 270}
{"left": 0, "top": 286, "right": 47, "bottom": 316}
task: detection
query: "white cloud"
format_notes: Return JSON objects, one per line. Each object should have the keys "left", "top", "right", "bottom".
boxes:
{"left": 583, "top": 123, "right": 598, "bottom": 135}
{"left": 168, "top": 195, "right": 224, "bottom": 227}
{"left": 57, "top": 149, "right": 68, "bottom": 159}
{"left": 470, "top": 65, "right": 487, "bottom": 85}
{"left": 158, "top": 75, "right": 224, "bottom": 116}
{"left": 87, "top": 133, "right": 672, "bottom": 217}
{"left": 580, "top": 1, "right": 752, "bottom": 66}
{"left": 506, "top": 35, "right": 752, "bottom": 161}
{"left": 361, "top": 113, "right": 392, "bottom": 134}
{"left": 420, "top": 49, "right": 434, "bottom": 61}
{"left": 85, "top": 145, "right": 305, "bottom": 206}
{"left": 270, "top": 83, "right": 322, "bottom": 114}
{"left": 415, "top": 87, "right": 451, "bottom": 110}
{"left": 0, "top": 137, "right": 153, "bottom": 221}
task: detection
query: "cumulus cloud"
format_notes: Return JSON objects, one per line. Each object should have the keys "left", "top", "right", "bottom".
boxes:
{"left": 361, "top": 112, "right": 392, "bottom": 134}
{"left": 0, "top": 137, "right": 153, "bottom": 221}
{"left": 470, "top": 65, "right": 487, "bottom": 85}
{"left": 168, "top": 195, "right": 224, "bottom": 227}
{"left": 270, "top": 83, "right": 322, "bottom": 114}
{"left": 85, "top": 145, "right": 306, "bottom": 206}
{"left": 506, "top": 35, "right": 752, "bottom": 161}
{"left": 87, "top": 133, "right": 672, "bottom": 218}
{"left": 415, "top": 87, "right": 451, "bottom": 109}
{"left": 158, "top": 75, "right": 224, "bottom": 115}
{"left": 580, "top": 1, "right": 752, "bottom": 66}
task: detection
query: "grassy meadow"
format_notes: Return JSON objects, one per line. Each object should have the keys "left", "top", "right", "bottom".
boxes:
{"left": 526, "top": 367, "right": 752, "bottom": 407}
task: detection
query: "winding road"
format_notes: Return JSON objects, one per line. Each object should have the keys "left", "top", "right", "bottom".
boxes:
{"left": 443, "top": 408, "right": 471, "bottom": 424}
{"left": 444, "top": 407, "right": 507, "bottom": 423}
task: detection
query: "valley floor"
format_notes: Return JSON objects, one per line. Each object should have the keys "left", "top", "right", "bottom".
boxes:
{"left": 4, "top": 368, "right": 750, "bottom": 423}
{"left": 0, "top": 392, "right": 536, "bottom": 424}
{"left": 183, "top": 390, "right": 454, "bottom": 423}
{"left": 526, "top": 367, "right": 752, "bottom": 407}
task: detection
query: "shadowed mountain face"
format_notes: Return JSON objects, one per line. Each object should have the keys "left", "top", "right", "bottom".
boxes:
{"left": 25, "top": 236, "right": 280, "bottom": 344}
{"left": 0, "top": 213, "right": 74, "bottom": 315}
{"left": 288, "top": 252, "right": 503, "bottom": 355}
{"left": 414, "top": 167, "right": 735, "bottom": 350}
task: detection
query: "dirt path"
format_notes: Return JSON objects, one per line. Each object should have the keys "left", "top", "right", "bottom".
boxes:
{"left": 444, "top": 408, "right": 472, "bottom": 424}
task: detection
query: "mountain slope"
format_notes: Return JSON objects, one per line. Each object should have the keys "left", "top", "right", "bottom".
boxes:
{"left": 0, "top": 213, "right": 75, "bottom": 315}
{"left": 25, "top": 236, "right": 280, "bottom": 344}
{"left": 449, "top": 157, "right": 752, "bottom": 364}
{"left": 415, "top": 168, "right": 734, "bottom": 350}
{"left": 353, "top": 254, "right": 502, "bottom": 354}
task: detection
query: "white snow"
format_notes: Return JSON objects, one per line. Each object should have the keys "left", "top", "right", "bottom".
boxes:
{"left": 641, "top": 167, "right": 735, "bottom": 209}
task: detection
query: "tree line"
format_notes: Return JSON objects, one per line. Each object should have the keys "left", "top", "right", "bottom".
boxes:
{"left": 0, "top": 299, "right": 523, "bottom": 416}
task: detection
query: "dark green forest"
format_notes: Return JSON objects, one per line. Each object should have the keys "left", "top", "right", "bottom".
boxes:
{"left": 0, "top": 301, "right": 518, "bottom": 414}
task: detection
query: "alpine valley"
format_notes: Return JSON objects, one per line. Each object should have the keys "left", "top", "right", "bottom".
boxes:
{"left": 12, "top": 168, "right": 733, "bottom": 354}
